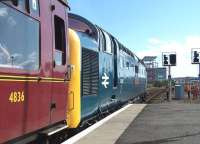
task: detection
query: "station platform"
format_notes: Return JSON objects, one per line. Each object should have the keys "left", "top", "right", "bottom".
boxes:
{"left": 63, "top": 104, "right": 146, "bottom": 144}
{"left": 116, "top": 103, "right": 200, "bottom": 144}
{"left": 64, "top": 101, "right": 200, "bottom": 144}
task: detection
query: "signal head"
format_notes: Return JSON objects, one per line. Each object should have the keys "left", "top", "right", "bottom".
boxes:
{"left": 170, "top": 54, "right": 176, "bottom": 66}
{"left": 192, "top": 50, "right": 200, "bottom": 63}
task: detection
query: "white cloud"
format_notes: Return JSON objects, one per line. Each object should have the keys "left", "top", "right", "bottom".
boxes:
{"left": 185, "top": 36, "right": 200, "bottom": 48}
{"left": 148, "top": 38, "right": 161, "bottom": 45}
{"left": 136, "top": 36, "right": 200, "bottom": 77}
{"left": 0, "top": 8, "right": 8, "bottom": 17}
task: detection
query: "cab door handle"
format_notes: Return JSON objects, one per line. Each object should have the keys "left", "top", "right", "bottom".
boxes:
{"left": 50, "top": 102, "right": 56, "bottom": 110}
{"left": 51, "top": 5, "right": 55, "bottom": 11}
{"left": 65, "top": 65, "right": 75, "bottom": 81}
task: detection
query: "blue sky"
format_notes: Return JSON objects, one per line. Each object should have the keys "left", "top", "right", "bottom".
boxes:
{"left": 68, "top": 0, "right": 200, "bottom": 77}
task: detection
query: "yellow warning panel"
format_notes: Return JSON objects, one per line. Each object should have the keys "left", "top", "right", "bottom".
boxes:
{"left": 67, "top": 29, "right": 81, "bottom": 128}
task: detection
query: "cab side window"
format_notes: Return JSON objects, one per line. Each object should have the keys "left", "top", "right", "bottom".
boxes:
{"left": 98, "top": 29, "right": 105, "bottom": 51}
{"left": 54, "top": 15, "right": 66, "bottom": 66}
{"left": 103, "top": 32, "right": 112, "bottom": 53}
{"left": 135, "top": 66, "right": 139, "bottom": 73}
{"left": 18, "top": 0, "right": 26, "bottom": 11}
{"left": 29, "top": 0, "right": 39, "bottom": 17}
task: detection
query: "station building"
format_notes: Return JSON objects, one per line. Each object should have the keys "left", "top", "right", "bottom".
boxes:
{"left": 142, "top": 56, "right": 167, "bottom": 83}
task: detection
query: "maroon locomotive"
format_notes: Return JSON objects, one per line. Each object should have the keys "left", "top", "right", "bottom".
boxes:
{"left": 0, "top": 0, "right": 71, "bottom": 143}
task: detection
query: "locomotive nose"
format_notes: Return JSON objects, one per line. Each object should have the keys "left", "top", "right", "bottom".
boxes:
{"left": 67, "top": 28, "right": 81, "bottom": 128}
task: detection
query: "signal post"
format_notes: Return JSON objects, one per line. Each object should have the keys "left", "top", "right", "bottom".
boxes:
{"left": 199, "top": 64, "right": 200, "bottom": 80}
{"left": 191, "top": 48, "right": 200, "bottom": 92}
{"left": 168, "top": 66, "right": 172, "bottom": 101}
{"left": 162, "top": 52, "right": 176, "bottom": 101}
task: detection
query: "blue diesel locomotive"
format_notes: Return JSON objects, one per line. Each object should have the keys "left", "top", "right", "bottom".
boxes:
{"left": 0, "top": 1, "right": 147, "bottom": 143}
{"left": 68, "top": 13, "right": 147, "bottom": 125}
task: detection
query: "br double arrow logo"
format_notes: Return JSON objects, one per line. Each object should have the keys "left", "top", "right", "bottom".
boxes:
{"left": 102, "top": 73, "right": 109, "bottom": 88}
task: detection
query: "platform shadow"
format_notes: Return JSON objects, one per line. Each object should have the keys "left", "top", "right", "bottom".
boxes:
{"left": 116, "top": 131, "right": 200, "bottom": 144}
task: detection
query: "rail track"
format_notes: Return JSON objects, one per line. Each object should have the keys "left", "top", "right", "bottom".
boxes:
{"left": 145, "top": 87, "right": 168, "bottom": 104}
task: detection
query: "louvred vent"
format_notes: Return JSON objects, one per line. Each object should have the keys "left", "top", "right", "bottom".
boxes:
{"left": 82, "top": 48, "right": 99, "bottom": 96}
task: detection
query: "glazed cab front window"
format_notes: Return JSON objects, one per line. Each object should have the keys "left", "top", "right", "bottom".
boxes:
{"left": 0, "top": 2, "right": 40, "bottom": 70}
{"left": 76, "top": 31, "right": 98, "bottom": 51}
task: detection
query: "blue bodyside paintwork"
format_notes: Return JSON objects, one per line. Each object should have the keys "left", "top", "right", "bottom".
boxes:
{"left": 81, "top": 49, "right": 147, "bottom": 121}
{"left": 80, "top": 39, "right": 147, "bottom": 121}
{"left": 69, "top": 13, "right": 147, "bottom": 121}
{"left": 81, "top": 96, "right": 98, "bottom": 119}
{"left": 98, "top": 52, "right": 114, "bottom": 111}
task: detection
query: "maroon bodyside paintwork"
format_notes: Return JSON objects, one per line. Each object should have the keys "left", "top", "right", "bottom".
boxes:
{"left": 51, "top": 0, "right": 68, "bottom": 124}
{"left": 0, "top": 0, "right": 69, "bottom": 143}
{"left": 0, "top": 81, "right": 52, "bottom": 141}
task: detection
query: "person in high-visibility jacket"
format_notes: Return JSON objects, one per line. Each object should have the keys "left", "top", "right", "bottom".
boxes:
{"left": 185, "top": 83, "right": 191, "bottom": 100}
{"left": 192, "top": 83, "right": 199, "bottom": 100}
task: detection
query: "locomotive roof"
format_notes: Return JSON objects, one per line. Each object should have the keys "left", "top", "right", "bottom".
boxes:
{"left": 95, "top": 25, "right": 142, "bottom": 62}
{"left": 68, "top": 13, "right": 98, "bottom": 40}
{"left": 68, "top": 13, "right": 144, "bottom": 67}
{"left": 69, "top": 13, "right": 96, "bottom": 31}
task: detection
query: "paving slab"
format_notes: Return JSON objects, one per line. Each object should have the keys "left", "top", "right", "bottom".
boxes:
{"left": 116, "top": 103, "right": 200, "bottom": 144}
{"left": 75, "top": 104, "right": 146, "bottom": 144}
